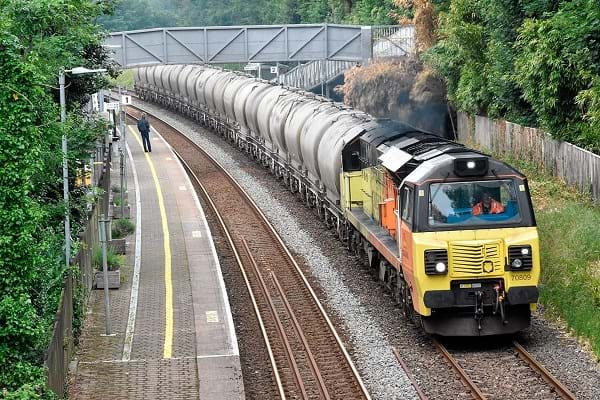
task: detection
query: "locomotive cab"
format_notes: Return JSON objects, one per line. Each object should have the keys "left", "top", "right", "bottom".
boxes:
{"left": 401, "top": 153, "right": 540, "bottom": 336}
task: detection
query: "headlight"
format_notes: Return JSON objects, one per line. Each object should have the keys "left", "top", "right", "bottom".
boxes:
{"left": 425, "top": 249, "right": 448, "bottom": 275}
{"left": 508, "top": 245, "right": 533, "bottom": 271}
{"left": 435, "top": 262, "right": 447, "bottom": 273}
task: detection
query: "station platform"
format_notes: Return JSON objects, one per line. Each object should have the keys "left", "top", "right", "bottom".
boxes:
{"left": 69, "top": 123, "right": 245, "bottom": 399}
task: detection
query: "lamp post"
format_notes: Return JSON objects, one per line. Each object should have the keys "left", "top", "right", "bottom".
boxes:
{"left": 59, "top": 67, "right": 107, "bottom": 269}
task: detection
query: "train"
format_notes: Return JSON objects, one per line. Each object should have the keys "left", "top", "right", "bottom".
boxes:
{"left": 133, "top": 64, "right": 540, "bottom": 336}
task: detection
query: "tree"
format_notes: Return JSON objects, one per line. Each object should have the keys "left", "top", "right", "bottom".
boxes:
{"left": 515, "top": 0, "right": 600, "bottom": 148}
{"left": 0, "top": 0, "right": 115, "bottom": 395}
{"left": 425, "top": 0, "right": 600, "bottom": 151}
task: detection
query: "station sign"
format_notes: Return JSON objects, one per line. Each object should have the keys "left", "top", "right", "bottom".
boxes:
{"left": 105, "top": 102, "right": 120, "bottom": 110}
{"left": 244, "top": 62, "right": 260, "bottom": 71}
{"left": 270, "top": 66, "right": 278, "bottom": 74}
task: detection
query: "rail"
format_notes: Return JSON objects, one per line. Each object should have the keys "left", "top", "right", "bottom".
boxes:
{"left": 433, "top": 338, "right": 577, "bottom": 400}
{"left": 392, "top": 347, "right": 429, "bottom": 400}
{"left": 432, "top": 339, "right": 486, "bottom": 400}
{"left": 512, "top": 341, "right": 577, "bottom": 400}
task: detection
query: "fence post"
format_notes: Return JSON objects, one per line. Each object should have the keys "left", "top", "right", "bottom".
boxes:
{"left": 98, "top": 214, "right": 112, "bottom": 336}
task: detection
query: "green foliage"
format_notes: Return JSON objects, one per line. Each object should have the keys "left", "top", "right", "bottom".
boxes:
{"left": 427, "top": 0, "right": 600, "bottom": 151}
{"left": 343, "top": 0, "right": 399, "bottom": 24}
{"left": 93, "top": 247, "right": 125, "bottom": 272}
{"left": 97, "top": 0, "right": 180, "bottom": 31}
{"left": 0, "top": 378, "right": 54, "bottom": 400}
{"left": 99, "top": 0, "right": 404, "bottom": 29}
{"left": 499, "top": 154, "right": 600, "bottom": 358}
{"left": 297, "top": 0, "right": 332, "bottom": 22}
{"left": 110, "top": 69, "right": 135, "bottom": 90}
{"left": 0, "top": 0, "right": 114, "bottom": 394}
{"left": 112, "top": 195, "right": 126, "bottom": 206}
{"left": 515, "top": 0, "right": 600, "bottom": 149}
{"left": 112, "top": 219, "right": 135, "bottom": 239}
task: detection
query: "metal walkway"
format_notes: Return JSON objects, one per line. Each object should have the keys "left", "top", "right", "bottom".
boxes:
{"left": 105, "top": 24, "right": 414, "bottom": 68}
{"left": 106, "top": 24, "right": 372, "bottom": 67}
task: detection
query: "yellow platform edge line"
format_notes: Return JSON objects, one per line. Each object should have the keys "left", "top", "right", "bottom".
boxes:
{"left": 128, "top": 126, "right": 174, "bottom": 359}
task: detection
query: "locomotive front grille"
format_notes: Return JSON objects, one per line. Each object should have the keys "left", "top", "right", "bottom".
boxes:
{"left": 449, "top": 241, "right": 503, "bottom": 277}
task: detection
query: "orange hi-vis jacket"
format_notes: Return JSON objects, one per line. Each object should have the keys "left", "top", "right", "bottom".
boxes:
{"left": 472, "top": 199, "right": 505, "bottom": 216}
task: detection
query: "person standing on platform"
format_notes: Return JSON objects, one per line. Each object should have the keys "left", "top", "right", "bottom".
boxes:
{"left": 137, "top": 112, "right": 152, "bottom": 152}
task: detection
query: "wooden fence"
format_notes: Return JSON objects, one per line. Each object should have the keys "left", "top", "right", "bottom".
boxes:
{"left": 457, "top": 113, "right": 600, "bottom": 203}
{"left": 44, "top": 138, "right": 111, "bottom": 397}
{"left": 44, "top": 276, "right": 73, "bottom": 396}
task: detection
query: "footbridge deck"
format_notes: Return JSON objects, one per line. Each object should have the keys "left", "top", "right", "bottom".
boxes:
{"left": 104, "top": 24, "right": 413, "bottom": 68}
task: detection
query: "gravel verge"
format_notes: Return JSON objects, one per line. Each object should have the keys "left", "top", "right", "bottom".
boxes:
{"left": 134, "top": 99, "right": 600, "bottom": 399}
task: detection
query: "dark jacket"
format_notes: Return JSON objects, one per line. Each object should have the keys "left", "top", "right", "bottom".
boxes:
{"left": 137, "top": 117, "right": 150, "bottom": 134}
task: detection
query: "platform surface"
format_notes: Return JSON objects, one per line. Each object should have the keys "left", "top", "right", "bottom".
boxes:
{"left": 69, "top": 122, "right": 244, "bottom": 399}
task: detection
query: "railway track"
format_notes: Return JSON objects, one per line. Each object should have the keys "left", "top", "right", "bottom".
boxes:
{"left": 394, "top": 338, "right": 577, "bottom": 400}
{"left": 431, "top": 338, "right": 577, "bottom": 400}
{"left": 126, "top": 105, "right": 370, "bottom": 400}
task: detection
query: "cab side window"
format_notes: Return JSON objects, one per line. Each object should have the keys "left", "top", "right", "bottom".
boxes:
{"left": 401, "top": 186, "right": 414, "bottom": 225}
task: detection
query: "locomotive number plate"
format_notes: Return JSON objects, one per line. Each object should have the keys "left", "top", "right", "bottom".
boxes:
{"left": 512, "top": 273, "right": 532, "bottom": 281}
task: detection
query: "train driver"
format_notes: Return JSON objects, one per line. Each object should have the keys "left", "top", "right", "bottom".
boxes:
{"left": 472, "top": 191, "right": 505, "bottom": 216}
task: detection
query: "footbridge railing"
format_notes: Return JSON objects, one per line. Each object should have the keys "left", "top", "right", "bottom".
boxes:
{"left": 105, "top": 24, "right": 375, "bottom": 67}
{"left": 105, "top": 24, "right": 413, "bottom": 68}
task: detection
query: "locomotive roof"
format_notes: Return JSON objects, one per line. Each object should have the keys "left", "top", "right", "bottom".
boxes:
{"left": 404, "top": 152, "right": 526, "bottom": 185}
{"left": 362, "top": 120, "right": 526, "bottom": 184}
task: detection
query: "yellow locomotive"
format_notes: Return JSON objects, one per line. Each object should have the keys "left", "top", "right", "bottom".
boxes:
{"left": 341, "top": 121, "right": 539, "bottom": 336}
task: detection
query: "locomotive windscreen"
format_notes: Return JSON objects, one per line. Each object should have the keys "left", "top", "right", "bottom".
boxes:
{"left": 428, "top": 179, "right": 523, "bottom": 228}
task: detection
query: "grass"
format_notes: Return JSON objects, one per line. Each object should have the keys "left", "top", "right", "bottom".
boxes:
{"left": 110, "top": 69, "right": 134, "bottom": 90}
{"left": 112, "top": 218, "right": 135, "bottom": 239}
{"left": 92, "top": 246, "right": 124, "bottom": 272}
{"left": 499, "top": 154, "right": 600, "bottom": 358}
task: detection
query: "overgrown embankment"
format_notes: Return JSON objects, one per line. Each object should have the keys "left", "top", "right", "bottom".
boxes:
{"left": 494, "top": 154, "right": 600, "bottom": 358}
{"left": 111, "top": 69, "right": 135, "bottom": 90}
{"left": 1, "top": 1, "right": 116, "bottom": 397}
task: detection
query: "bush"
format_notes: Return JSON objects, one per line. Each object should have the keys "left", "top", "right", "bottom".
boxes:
{"left": 0, "top": 0, "right": 117, "bottom": 392}
{"left": 112, "top": 218, "right": 135, "bottom": 239}
{"left": 92, "top": 246, "right": 124, "bottom": 272}
{"left": 515, "top": 0, "right": 600, "bottom": 150}
{"left": 426, "top": 0, "right": 600, "bottom": 152}
{"left": 112, "top": 195, "right": 126, "bottom": 206}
